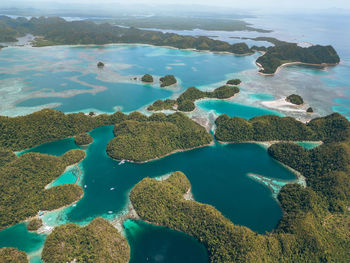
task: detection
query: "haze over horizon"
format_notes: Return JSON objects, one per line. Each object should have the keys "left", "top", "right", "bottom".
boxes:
{"left": 1, "top": 0, "right": 349, "bottom": 13}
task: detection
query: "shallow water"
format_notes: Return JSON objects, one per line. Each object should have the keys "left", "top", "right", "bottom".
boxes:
{"left": 1, "top": 12, "right": 349, "bottom": 262}
{"left": 296, "top": 141, "right": 322, "bottom": 150}
{"left": 196, "top": 100, "right": 283, "bottom": 119}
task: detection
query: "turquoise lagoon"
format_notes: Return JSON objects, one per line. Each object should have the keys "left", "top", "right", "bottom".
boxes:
{"left": 0, "top": 124, "right": 297, "bottom": 262}
{"left": 0, "top": 45, "right": 259, "bottom": 115}
{"left": 196, "top": 100, "right": 283, "bottom": 119}
{"left": 1, "top": 13, "right": 350, "bottom": 262}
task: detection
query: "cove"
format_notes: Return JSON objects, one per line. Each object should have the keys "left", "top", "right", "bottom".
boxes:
{"left": 196, "top": 100, "right": 283, "bottom": 119}
{"left": 0, "top": 223, "right": 46, "bottom": 255}
{"left": 24, "top": 125, "right": 295, "bottom": 233}
{"left": 124, "top": 219, "right": 208, "bottom": 263}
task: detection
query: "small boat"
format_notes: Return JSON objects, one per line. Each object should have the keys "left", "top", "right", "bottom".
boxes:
{"left": 84, "top": 185, "right": 87, "bottom": 188}
{"left": 110, "top": 187, "right": 115, "bottom": 191}
{"left": 108, "top": 211, "right": 113, "bottom": 214}
{"left": 118, "top": 160, "right": 125, "bottom": 165}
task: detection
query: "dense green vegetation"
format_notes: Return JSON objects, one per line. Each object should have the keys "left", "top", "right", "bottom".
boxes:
{"left": 0, "top": 149, "right": 85, "bottom": 230}
{"left": 235, "top": 37, "right": 292, "bottom": 47}
{"left": 0, "top": 147, "right": 16, "bottom": 166}
{"left": 148, "top": 85, "right": 240, "bottom": 112}
{"left": 74, "top": 133, "right": 93, "bottom": 146}
{"left": 226, "top": 79, "right": 241, "bottom": 85}
{"left": 109, "top": 16, "right": 271, "bottom": 32}
{"left": 141, "top": 74, "right": 154, "bottom": 83}
{"left": 42, "top": 218, "right": 129, "bottom": 263}
{"left": 256, "top": 44, "right": 340, "bottom": 74}
{"left": 131, "top": 169, "right": 350, "bottom": 262}
{"left": 286, "top": 94, "right": 304, "bottom": 105}
{"left": 160, "top": 75, "right": 177, "bottom": 87}
{"left": 106, "top": 112, "right": 212, "bottom": 162}
{"left": 269, "top": 141, "right": 350, "bottom": 212}
{"left": 177, "top": 100, "right": 196, "bottom": 112}
{"left": 147, "top": 99, "right": 176, "bottom": 111}
{"left": 0, "top": 247, "right": 27, "bottom": 263}
{"left": 0, "top": 109, "right": 137, "bottom": 151}
{"left": 0, "top": 16, "right": 252, "bottom": 55}
{"left": 0, "top": 27, "right": 18, "bottom": 42}
{"left": 307, "top": 107, "right": 314, "bottom": 113}
{"left": 97, "top": 61, "right": 104, "bottom": 68}
{"left": 27, "top": 218, "right": 43, "bottom": 231}
{"left": 215, "top": 113, "right": 349, "bottom": 143}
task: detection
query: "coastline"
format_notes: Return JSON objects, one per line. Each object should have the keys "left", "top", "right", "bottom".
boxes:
{"left": 147, "top": 91, "right": 240, "bottom": 114}
{"left": 20, "top": 191, "right": 84, "bottom": 234}
{"left": 216, "top": 140, "right": 310, "bottom": 184}
{"left": 257, "top": 61, "right": 340, "bottom": 76}
{"left": 109, "top": 140, "right": 215, "bottom": 164}
{"left": 13, "top": 39, "right": 258, "bottom": 57}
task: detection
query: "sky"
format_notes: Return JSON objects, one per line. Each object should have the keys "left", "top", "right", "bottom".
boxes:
{"left": 2, "top": 0, "right": 349, "bottom": 10}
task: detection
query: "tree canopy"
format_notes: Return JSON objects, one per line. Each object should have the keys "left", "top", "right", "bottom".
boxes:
{"left": 42, "top": 218, "right": 129, "bottom": 263}
{"left": 0, "top": 149, "right": 85, "bottom": 230}
{"left": 106, "top": 112, "right": 212, "bottom": 162}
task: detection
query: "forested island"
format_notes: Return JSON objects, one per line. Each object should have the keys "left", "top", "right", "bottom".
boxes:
{"left": 106, "top": 112, "right": 212, "bottom": 162}
{"left": 108, "top": 16, "right": 271, "bottom": 32}
{"left": 74, "top": 133, "right": 93, "bottom": 146}
{"left": 0, "top": 16, "right": 341, "bottom": 74}
{"left": 0, "top": 149, "right": 85, "bottom": 230}
{"left": 160, "top": 75, "right": 177, "bottom": 87}
{"left": 256, "top": 44, "right": 340, "bottom": 74}
{"left": 27, "top": 218, "right": 43, "bottom": 231}
{"left": 42, "top": 218, "right": 129, "bottom": 263}
{"left": 0, "top": 16, "right": 252, "bottom": 55}
{"left": 214, "top": 113, "right": 349, "bottom": 143}
{"left": 130, "top": 112, "right": 350, "bottom": 262}
{"left": 286, "top": 94, "right": 304, "bottom": 105}
{"left": 148, "top": 85, "right": 240, "bottom": 112}
{"left": 0, "top": 109, "right": 140, "bottom": 151}
{"left": 141, "top": 74, "right": 154, "bottom": 83}
{"left": 0, "top": 247, "right": 27, "bottom": 263}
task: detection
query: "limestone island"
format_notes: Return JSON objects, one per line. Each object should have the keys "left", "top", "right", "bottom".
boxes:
{"left": 74, "top": 132, "right": 93, "bottom": 146}
{"left": 0, "top": 16, "right": 254, "bottom": 55}
{"left": 307, "top": 107, "right": 314, "bottom": 113}
{"left": 130, "top": 111, "right": 350, "bottom": 262}
{"left": 226, "top": 79, "right": 241, "bottom": 85}
{"left": 106, "top": 112, "right": 212, "bottom": 162}
{"left": 256, "top": 44, "right": 340, "bottom": 75}
{"left": 286, "top": 94, "right": 304, "bottom": 105}
{"left": 160, "top": 75, "right": 177, "bottom": 87}
{"left": 141, "top": 74, "right": 154, "bottom": 83}
{"left": 0, "top": 149, "right": 85, "bottom": 230}
{"left": 42, "top": 218, "right": 130, "bottom": 263}
{"left": 26, "top": 218, "right": 43, "bottom": 232}
{"left": 148, "top": 85, "right": 240, "bottom": 112}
